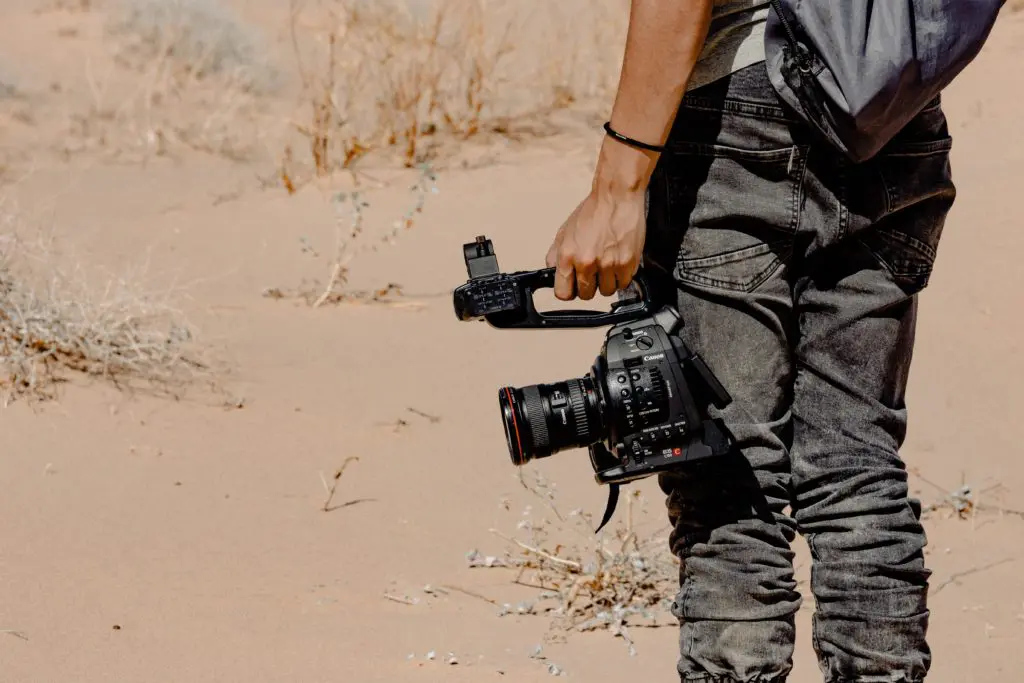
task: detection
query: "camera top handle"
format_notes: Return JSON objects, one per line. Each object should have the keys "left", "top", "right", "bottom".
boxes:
{"left": 487, "top": 266, "right": 654, "bottom": 329}
{"left": 452, "top": 235, "right": 656, "bottom": 330}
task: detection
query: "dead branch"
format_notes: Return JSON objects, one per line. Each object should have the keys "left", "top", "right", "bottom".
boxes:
{"left": 320, "top": 456, "right": 359, "bottom": 511}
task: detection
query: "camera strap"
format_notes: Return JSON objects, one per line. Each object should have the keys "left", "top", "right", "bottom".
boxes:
{"left": 595, "top": 483, "right": 620, "bottom": 534}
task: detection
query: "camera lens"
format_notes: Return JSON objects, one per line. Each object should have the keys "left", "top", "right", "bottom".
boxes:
{"left": 498, "top": 377, "right": 603, "bottom": 465}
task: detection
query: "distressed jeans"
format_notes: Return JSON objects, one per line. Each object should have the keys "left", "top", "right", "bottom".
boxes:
{"left": 644, "top": 62, "right": 956, "bottom": 682}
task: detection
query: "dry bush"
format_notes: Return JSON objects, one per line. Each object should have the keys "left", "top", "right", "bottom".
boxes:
{"left": 61, "top": 0, "right": 280, "bottom": 162}
{"left": 280, "top": 0, "right": 628, "bottom": 183}
{"left": 0, "top": 206, "right": 214, "bottom": 404}
{"left": 105, "top": 0, "right": 279, "bottom": 96}
{"left": 468, "top": 469, "right": 679, "bottom": 655}
{"left": 264, "top": 162, "right": 439, "bottom": 306}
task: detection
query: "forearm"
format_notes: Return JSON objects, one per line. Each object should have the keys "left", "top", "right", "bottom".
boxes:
{"left": 594, "top": 0, "right": 715, "bottom": 194}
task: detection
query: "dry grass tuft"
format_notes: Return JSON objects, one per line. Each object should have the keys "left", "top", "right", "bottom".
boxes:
{"left": 0, "top": 206, "right": 215, "bottom": 404}
{"left": 61, "top": 0, "right": 279, "bottom": 162}
{"left": 280, "top": 0, "right": 628, "bottom": 182}
{"left": 105, "top": 0, "right": 279, "bottom": 96}
{"left": 468, "top": 469, "right": 679, "bottom": 655}
{"left": 911, "top": 468, "right": 1024, "bottom": 522}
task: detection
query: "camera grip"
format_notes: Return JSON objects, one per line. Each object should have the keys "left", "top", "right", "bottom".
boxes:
{"left": 454, "top": 235, "right": 656, "bottom": 329}
{"left": 488, "top": 267, "right": 654, "bottom": 329}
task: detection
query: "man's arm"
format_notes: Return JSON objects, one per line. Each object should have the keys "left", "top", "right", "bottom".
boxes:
{"left": 547, "top": 0, "right": 715, "bottom": 301}
{"left": 596, "top": 0, "right": 715, "bottom": 195}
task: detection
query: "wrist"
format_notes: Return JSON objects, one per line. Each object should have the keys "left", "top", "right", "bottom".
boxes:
{"left": 593, "top": 134, "right": 659, "bottom": 198}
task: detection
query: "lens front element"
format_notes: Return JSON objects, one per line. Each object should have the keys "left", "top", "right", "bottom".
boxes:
{"left": 498, "top": 377, "right": 602, "bottom": 465}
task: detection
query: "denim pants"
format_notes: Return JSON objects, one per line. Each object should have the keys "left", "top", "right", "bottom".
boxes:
{"left": 644, "top": 62, "right": 956, "bottom": 682}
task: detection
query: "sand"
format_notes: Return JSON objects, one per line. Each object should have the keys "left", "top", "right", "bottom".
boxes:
{"left": 1, "top": 3, "right": 1022, "bottom": 682}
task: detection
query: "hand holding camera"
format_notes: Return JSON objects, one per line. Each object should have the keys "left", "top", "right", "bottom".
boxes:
{"left": 543, "top": 138, "right": 654, "bottom": 303}
{"left": 544, "top": 189, "right": 647, "bottom": 302}
{"left": 454, "top": 236, "right": 734, "bottom": 531}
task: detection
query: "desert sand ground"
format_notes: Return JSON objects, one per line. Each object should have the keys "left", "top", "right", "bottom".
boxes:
{"left": 1, "top": 2, "right": 1023, "bottom": 682}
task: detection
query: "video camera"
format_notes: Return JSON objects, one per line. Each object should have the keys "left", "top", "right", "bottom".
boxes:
{"left": 453, "top": 236, "right": 733, "bottom": 531}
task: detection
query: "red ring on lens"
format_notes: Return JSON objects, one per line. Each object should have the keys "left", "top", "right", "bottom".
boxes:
{"left": 500, "top": 387, "right": 526, "bottom": 466}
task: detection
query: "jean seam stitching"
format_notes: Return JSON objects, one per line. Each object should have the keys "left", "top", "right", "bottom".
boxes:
{"left": 790, "top": 145, "right": 808, "bottom": 234}
{"left": 679, "top": 97, "right": 791, "bottom": 122}
{"left": 676, "top": 255, "right": 785, "bottom": 293}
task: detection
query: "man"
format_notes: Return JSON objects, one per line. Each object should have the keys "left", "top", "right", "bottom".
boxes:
{"left": 545, "top": 1, "right": 955, "bottom": 681}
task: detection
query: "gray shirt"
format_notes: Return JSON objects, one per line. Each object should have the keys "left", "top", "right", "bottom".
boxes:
{"left": 687, "top": 0, "right": 769, "bottom": 91}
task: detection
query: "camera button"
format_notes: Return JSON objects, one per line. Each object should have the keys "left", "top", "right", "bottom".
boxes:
{"left": 617, "top": 374, "right": 627, "bottom": 384}
{"left": 620, "top": 388, "right": 630, "bottom": 398}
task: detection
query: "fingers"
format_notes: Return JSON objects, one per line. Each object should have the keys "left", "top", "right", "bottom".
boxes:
{"left": 614, "top": 258, "right": 639, "bottom": 292}
{"left": 553, "top": 250, "right": 576, "bottom": 301}
{"left": 548, "top": 193, "right": 645, "bottom": 301}
{"left": 555, "top": 245, "right": 639, "bottom": 301}
{"left": 555, "top": 247, "right": 602, "bottom": 301}
{"left": 575, "top": 257, "right": 599, "bottom": 301}
{"left": 597, "top": 247, "right": 632, "bottom": 297}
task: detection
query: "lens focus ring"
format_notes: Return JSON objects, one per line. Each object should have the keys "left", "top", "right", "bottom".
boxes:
{"left": 521, "top": 385, "right": 550, "bottom": 451}
{"left": 567, "top": 379, "right": 591, "bottom": 442}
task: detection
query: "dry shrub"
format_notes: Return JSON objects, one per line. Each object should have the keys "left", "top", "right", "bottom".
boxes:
{"left": 468, "top": 469, "right": 679, "bottom": 654}
{"left": 281, "top": 0, "right": 628, "bottom": 182}
{"left": 0, "top": 205, "right": 214, "bottom": 404}
{"left": 264, "top": 162, "right": 439, "bottom": 306}
{"left": 62, "top": 0, "right": 279, "bottom": 162}
{"left": 531, "top": 1, "right": 630, "bottom": 114}
{"left": 106, "top": 0, "right": 279, "bottom": 96}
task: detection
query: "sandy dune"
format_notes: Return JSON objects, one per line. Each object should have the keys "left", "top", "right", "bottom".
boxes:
{"left": 2, "top": 4, "right": 1023, "bottom": 682}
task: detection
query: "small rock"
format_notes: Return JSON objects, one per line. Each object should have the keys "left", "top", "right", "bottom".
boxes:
{"left": 547, "top": 663, "right": 563, "bottom": 676}
{"left": 426, "top": 650, "right": 436, "bottom": 661}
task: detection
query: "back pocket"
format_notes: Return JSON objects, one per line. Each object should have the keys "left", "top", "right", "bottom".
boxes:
{"left": 858, "top": 136, "right": 956, "bottom": 295}
{"left": 662, "top": 142, "right": 808, "bottom": 293}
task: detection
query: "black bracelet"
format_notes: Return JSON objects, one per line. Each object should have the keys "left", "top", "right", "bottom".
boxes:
{"left": 603, "top": 121, "right": 666, "bottom": 153}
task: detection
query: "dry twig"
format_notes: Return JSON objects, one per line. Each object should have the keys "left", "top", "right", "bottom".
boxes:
{"left": 932, "top": 557, "right": 1016, "bottom": 595}
{"left": 266, "top": 163, "right": 438, "bottom": 307}
{"left": 468, "top": 469, "right": 678, "bottom": 654}
{"left": 320, "top": 456, "right": 359, "bottom": 511}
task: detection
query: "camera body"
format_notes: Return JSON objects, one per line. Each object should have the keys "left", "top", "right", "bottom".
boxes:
{"left": 581, "top": 307, "right": 733, "bottom": 486}
{"left": 454, "top": 236, "right": 734, "bottom": 529}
